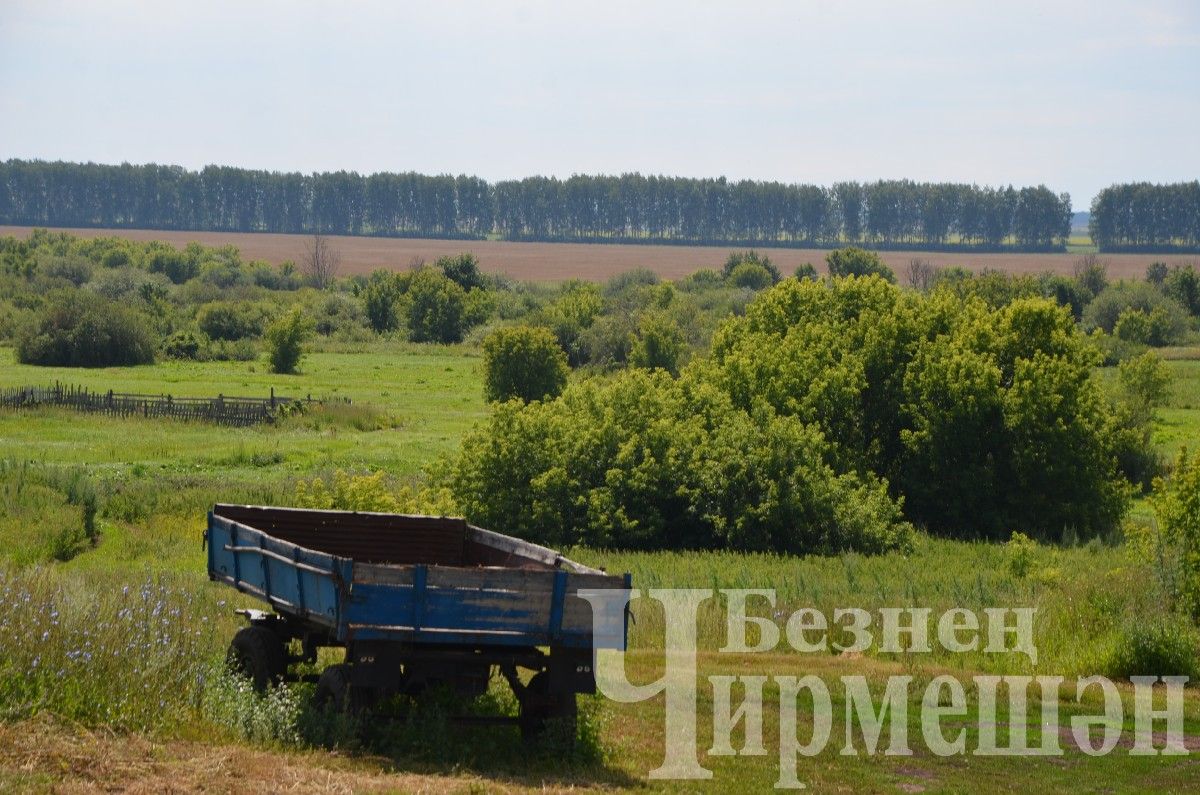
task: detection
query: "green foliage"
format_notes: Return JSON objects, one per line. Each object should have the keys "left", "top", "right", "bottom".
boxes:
{"left": 794, "top": 263, "right": 819, "bottom": 281}
{"left": 16, "top": 290, "right": 155, "bottom": 367}
{"left": 449, "top": 368, "right": 912, "bottom": 554}
{"left": 1164, "top": 263, "right": 1200, "bottom": 316}
{"left": 361, "top": 270, "right": 405, "bottom": 333}
{"left": 1113, "top": 308, "right": 1153, "bottom": 344}
{"left": 435, "top": 253, "right": 486, "bottom": 291}
{"left": 1005, "top": 532, "right": 1038, "bottom": 579}
{"left": 709, "top": 277, "right": 1129, "bottom": 540}
{"left": 1083, "top": 282, "right": 1190, "bottom": 346}
{"left": 295, "top": 469, "right": 456, "bottom": 514}
{"left": 406, "top": 267, "right": 469, "bottom": 344}
{"left": 42, "top": 254, "right": 94, "bottom": 286}
{"left": 722, "top": 251, "right": 780, "bottom": 284}
{"left": 825, "top": 247, "right": 895, "bottom": 283}
{"left": 264, "top": 308, "right": 312, "bottom": 374}
{"left": 196, "top": 301, "right": 267, "bottom": 341}
{"left": 539, "top": 282, "right": 605, "bottom": 365}
{"left": 162, "top": 330, "right": 205, "bottom": 360}
{"left": 1151, "top": 451, "right": 1200, "bottom": 619}
{"left": 1118, "top": 350, "right": 1172, "bottom": 414}
{"left": 1102, "top": 616, "right": 1200, "bottom": 680}
{"left": 628, "top": 311, "right": 684, "bottom": 374}
{"left": 482, "top": 325, "right": 569, "bottom": 403}
{"left": 727, "top": 261, "right": 774, "bottom": 290}
{"left": 1146, "top": 261, "right": 1170, "bottom": 284}
{"left": 1072, "top": 255, "right": 1108, "bottom": 301}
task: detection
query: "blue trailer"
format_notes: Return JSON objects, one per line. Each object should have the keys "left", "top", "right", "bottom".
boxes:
{"left": 206, "top": 504, "right": 630, "bottom": 738}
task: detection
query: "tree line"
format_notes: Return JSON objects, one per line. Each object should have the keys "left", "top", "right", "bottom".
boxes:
{"left": 1089, "top": 182, "right": 1200, "bottom": 252}
{"left": 0, "top": 159, "right": 1073, "bottom": 250}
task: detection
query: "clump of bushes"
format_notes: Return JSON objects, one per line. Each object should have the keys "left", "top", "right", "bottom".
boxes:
{"left": 450, "top": 368, "right": 912, "bottom": 554}
{"left": 16, "top": 290, "right": 155, "bottom": 367}
{"left": 1103, "top": 616, "right": 1199, "bottom": 681}
{"left": 825, "top": 247, "right": 896, "bottom": 282}
{"left": 196, "top": 301, "right": 268, "bottom": 341}
{"left": 482, "top": 325, "right": 569, "bottom": 403}
{"left": 1083, "top": 282, "right": 1190, "bottom": 346}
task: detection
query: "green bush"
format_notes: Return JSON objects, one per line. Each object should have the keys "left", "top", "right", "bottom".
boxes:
{"left": 722, "top": 251, "right": 781, "bottom": 283}
{"left": 1114, "top": 308, "right": 1153, "bottom": 344}
{"left": 794, "top": 263, "right": 819, "bottom": 282}
{"left": 162, "top": 330, "right": 206, "bottom": 360}
{"left": 16, "top": 290, "right": 155, "bottom": 367}
{"left": 1083, "top": 282, "right": 1189, "bottom": 345}
{"left": 629, "top": 311, "right": 685, "bottom": 374}
{"left": 539, "top": 282, "right": 605, "bottom": 365}
{"left": 265, "top": 308, "right": 312, "bottom": 374}
{"left": 825, "top": 247, "right": 895, "bottom": 283}
{"left": 361, "top": 270, "right": 404, "bottom": 333}
{"left": 482, "top": 325, "right": 569, "bottom": 403}
{"left": 436, "top": 253, "right": 486, "bottom": 292}
{"left": 197, "top": 301, "right": 267, "bottom": 341}
{"left": 407, "top": 268, "right": 469, "bottom": 343}
{"left": 1103, "top": 616, "right": 1199, "bottom": 681}
{"left": 450, "top": 369, "right": 911, "bottom": 554}
{"left": 727, "top": 261, "right": 774, "bottom": 290}
{"left": 708, "top": 277, "right": 1129, "bottom": 540}
{"left": 1164, "top": 264, "right": 1200, "bottom": 316}
{"left": 145, "top": 245, "right": 198, "bottom": 284}
{"left": 1153, "top": 451, "right": 1200, "bottom": 620}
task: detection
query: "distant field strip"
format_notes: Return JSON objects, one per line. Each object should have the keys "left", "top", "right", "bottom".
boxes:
{"left": 0, "top": 383, "right": 311, "bottom": 426}
{"left": 3, "top": 225, "right": 1195, "bottom": 282}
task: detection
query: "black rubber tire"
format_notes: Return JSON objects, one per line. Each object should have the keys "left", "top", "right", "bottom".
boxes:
{"left": 315, "top": 663, "right": 376, "bottom": 714}
{"left": 518, "top": 671, "right": 578, "bottom": 743}
{"left": 226, "top": 626, "right": 286, "bottom": 692}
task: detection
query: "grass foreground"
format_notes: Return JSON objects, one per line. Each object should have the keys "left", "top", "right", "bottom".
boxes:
{"left": 2, "top": 342, "right": 1200, "bottom": 792}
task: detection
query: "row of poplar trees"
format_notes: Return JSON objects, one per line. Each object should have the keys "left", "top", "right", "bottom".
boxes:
{"left": 1089, "top": 181, "right": 1200, "bottom": 252}
{"left": 0, "top": 158, "right": 1075, "bottom": 250}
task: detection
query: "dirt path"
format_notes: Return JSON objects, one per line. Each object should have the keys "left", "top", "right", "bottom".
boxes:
{"left": 0, "top": 718, "right": 609, "bottom": 794}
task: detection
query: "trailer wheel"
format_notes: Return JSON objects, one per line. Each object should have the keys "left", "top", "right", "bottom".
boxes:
{"left": 518, "top": 671, "right": 577, "bottom": 744}
{"left": 226, "top": 626, "right": 286, "bottom": 691}
{"left": 315, "top": 664, "right": 376, "bottom": 714}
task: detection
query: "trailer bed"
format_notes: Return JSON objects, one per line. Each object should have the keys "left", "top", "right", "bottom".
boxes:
{"left": 206, "top": 504, "right": 629, "bottom": 649}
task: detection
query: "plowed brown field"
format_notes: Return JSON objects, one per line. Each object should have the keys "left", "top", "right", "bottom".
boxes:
{"left": 4, "top": 225, "right": 1194, "bottom": 282}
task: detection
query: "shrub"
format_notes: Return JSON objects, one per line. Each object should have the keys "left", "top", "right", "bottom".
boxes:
{"left": 727, "top": 261, "right": 774, "bottom": 290}
{"left": 678, "top": 269, "right": 725, "bottom": 291}
{"left": 1146, "top": 262, "right": 1169, "bottom": 285}
{"left": 825, "top": 247, "right": 895, "bottom": 282}
{"left": 361, "top": 270, "right": 404, "bottom": 333}
{"left": 407, "top": 268, "right": 468, "bottom": 343}
{"left": 540, "top": 282, "right": 605, "bottom": 365}
{"left": 145, "top": 245, "right": 198, "bottom": 284}
{"left": 1118, "top": 350, "right": 1172, "bottom": 415}
{"left": 1083, "top": 282, "right": 1189, "bottom": 345}
{"left": 16, "top": 290, "right": 155, "bottom": 367}
{"left": 482, "top": 325, "right": 569, "bottom": 403}
{"left": 1164, "top": 264, "right": 1200, "bottom": 316}
{"left": 197, "top": 301, "right": 267, "bottom": 341}
{"left": 1005, "top": 532, "right": 1038, "bottom": 579}
{"left": 1073, "top": 255, "right": 1108, "bottom": 300}
{"left": 265, "top": 308, "right": 312, "bottom": 374}
{"left": 629, "top": 311, "right": 685, "bottom": 374}
{"left": 436, "top": 253, "right": 486, "bottom": 292}
{"left": 42, "top": 255, "right": 93, "bottom": 286}
{"left": 1103, "top": 616, "right": 1199, "bottom": 680}
{"left": 163, "top": 330, "right": 206, "bottom": 360}
{"left": 709, "top": 278, "right": 1129, "bottom": 540}
{"left": 1114, "top": 308, "right": 1153, "bottom": 344}
{"left": 722, "top": 251, "right": 781, "bottom": 283}
{"left": 1152, "top": 451, "right": 1200, "bottom": 619}
{"left": 449, "top": 369, "right": 911, "bottom": 554}
{"left": 794, "top": 263, "right": 819, "bottom": 282}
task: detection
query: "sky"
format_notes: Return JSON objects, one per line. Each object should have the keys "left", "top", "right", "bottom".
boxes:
{"left": 1, "top": 1, "right": 1197, "bottom": 208}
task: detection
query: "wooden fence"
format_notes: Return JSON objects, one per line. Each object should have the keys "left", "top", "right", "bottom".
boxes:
{"left": 0, "top": 383, "right": 315, "bottom": 426}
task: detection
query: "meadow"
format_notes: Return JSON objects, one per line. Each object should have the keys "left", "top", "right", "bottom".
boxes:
{"left": 2, "top": 336, "right": 1200, "bottom": 791}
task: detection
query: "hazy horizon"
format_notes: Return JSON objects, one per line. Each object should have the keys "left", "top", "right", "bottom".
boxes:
{"left": 2, "top": 1, "right": 1198, "bottom": 208}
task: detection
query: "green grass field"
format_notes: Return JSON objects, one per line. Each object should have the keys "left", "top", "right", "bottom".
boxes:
{"left": 2, "top": 343, "right": 1200, "bottom": 791}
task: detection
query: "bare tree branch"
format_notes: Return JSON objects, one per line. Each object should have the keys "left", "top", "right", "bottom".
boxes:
{"left": 303, "top": 233, "right": 341, "bottom": 289}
